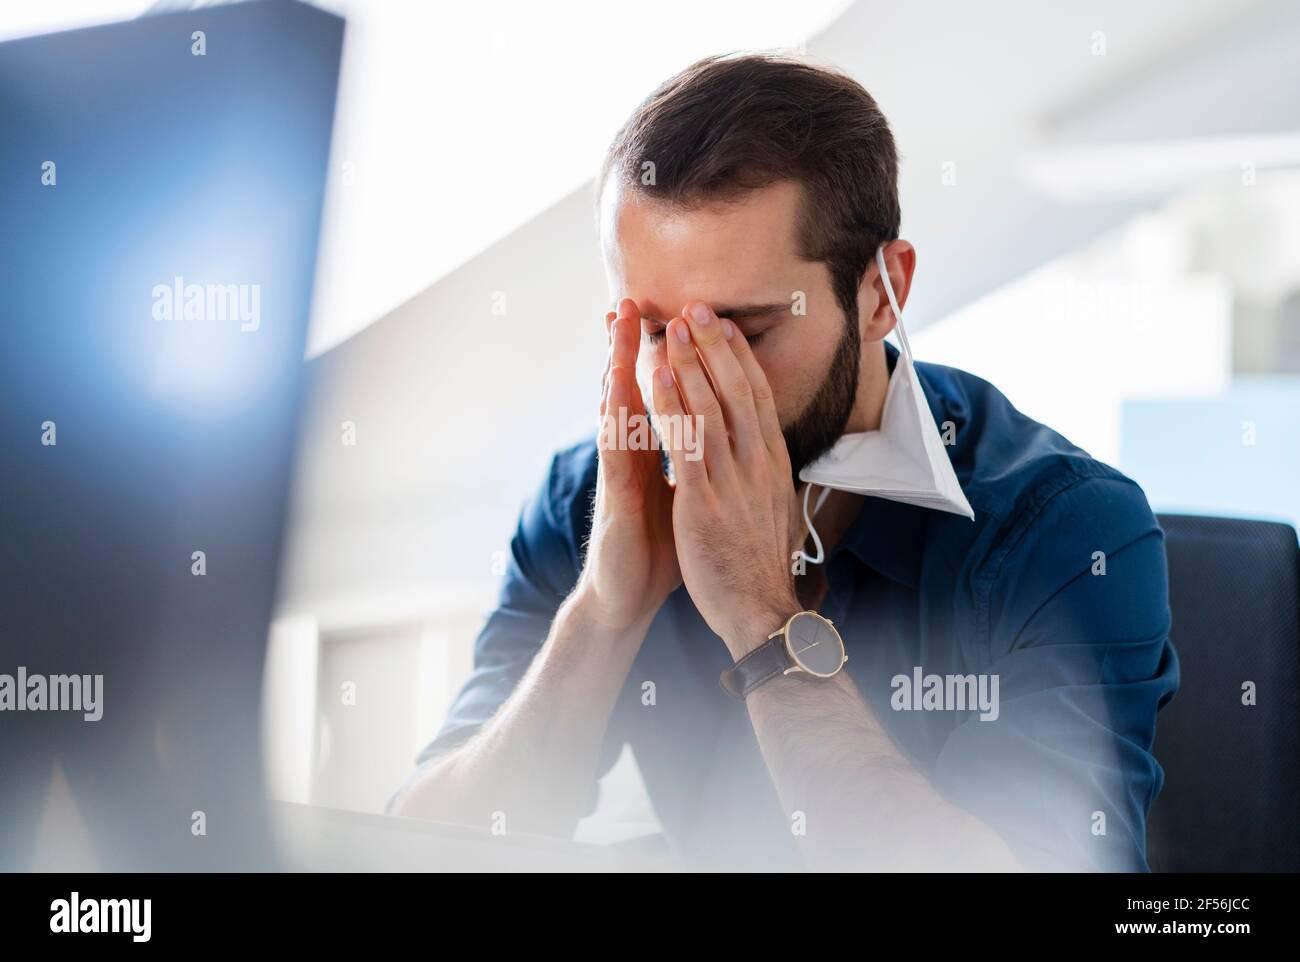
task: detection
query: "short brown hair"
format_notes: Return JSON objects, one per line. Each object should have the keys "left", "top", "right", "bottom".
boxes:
{"left": 599, "top": 52, "right": 900, "bottom": 325}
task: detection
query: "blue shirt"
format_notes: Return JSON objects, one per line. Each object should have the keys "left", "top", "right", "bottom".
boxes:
{"left": 408, "top": 343, "right": 1179, "bottom": 871}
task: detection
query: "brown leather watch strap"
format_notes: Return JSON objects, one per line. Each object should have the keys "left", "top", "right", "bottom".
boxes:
{"left": 719, "top": 636, "right": 790, "bottom": 699}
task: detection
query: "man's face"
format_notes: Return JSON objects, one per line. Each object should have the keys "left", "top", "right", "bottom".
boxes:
{"left": 601, "top": 178, "right": 860, "bottom": 479}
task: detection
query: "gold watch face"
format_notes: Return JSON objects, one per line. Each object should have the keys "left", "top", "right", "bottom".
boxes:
{"left": 783, "top": 612, "right": 845, "bottom": 677}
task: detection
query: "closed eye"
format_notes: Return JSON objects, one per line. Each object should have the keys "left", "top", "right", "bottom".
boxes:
{"left": 645, "top": 326, "right": 771, "bottom": 345}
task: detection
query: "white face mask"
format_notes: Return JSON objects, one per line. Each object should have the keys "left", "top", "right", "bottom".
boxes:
{"left": 794, "top": 246, "right": 974, "bottom": 565}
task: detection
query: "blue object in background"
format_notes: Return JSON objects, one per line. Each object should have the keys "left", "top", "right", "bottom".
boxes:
{"left": 0, "top": 0, "right": 343, "bottom": 870}
{"left": 1120, "top": 377, "right": 1300, "bottom": 529}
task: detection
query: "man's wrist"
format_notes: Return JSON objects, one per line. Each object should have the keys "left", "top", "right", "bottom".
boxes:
{"left": 721, "top": 595, "right": 802, "bottom": 662}
{"left": 565, "top": 581, "right": 658, "bottom": 645}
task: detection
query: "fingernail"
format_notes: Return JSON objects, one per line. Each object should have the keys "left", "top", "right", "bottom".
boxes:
{"left": 673, "top": 318, "right": 691, "bottom": 344}
{"left": 657, "top": 365, "right": 674, "bottom": 387}
{"left": 689, "top": 303, "right": 712, "bottom": 326}
{"left": 722, "top": 319, "right": 735, "bottom": 340}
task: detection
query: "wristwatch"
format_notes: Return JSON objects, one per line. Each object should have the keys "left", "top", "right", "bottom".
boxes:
{"left": 720, "top": 610, "right": 847, "bottom": 699}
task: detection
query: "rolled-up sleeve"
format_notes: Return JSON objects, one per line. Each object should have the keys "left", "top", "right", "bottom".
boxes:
{"left": 932, "top": 473, "right": 1180, "bottom": 871}
{"left": 386, "top": 444, "right": 622, "bottom": 815}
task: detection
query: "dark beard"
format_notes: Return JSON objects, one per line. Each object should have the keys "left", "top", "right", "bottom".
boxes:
{"left": 782, "top": 314, "right": 860, "bottom": 489}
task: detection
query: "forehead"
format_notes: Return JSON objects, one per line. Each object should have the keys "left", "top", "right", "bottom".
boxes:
{"left": 601, "top": 179, "right": 808, "bottom": 314}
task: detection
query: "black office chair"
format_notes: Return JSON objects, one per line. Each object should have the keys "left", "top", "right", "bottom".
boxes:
{"left": 1146, "top": 514, "right": 1300, "bottom": 872}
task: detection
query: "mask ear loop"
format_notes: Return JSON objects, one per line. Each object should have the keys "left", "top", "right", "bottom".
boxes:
{"left": 794, "top": 482, "right": 834, "bottom": 567}
{"left": 875, "top": 245, "right": 912, "bottom": 361}
{"left": 794, "top": 247, "right": 900, "bottom": 569}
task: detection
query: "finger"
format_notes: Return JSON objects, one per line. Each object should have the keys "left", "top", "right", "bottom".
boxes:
{"left": 611, "top": 299, "right": 646, "bottom": 416}
{"left": 681, "top": 301, "right": 763, "bottom": 461}
{"left": 665, "top": 316, "right": 733, "bottom": 481}
{"left": 612, "top": 297, "right": 640, "bottom": 369}
{"left": 599, "top": 338, "right": 613, "bottom": 417}
{"left": 598, "top": 365, "right": 639, "bottom": 487}
{"left": 649, "top": 363, "right": 707, "bottom": 488}
{"left": 721, "top": 317, "right": 786, "bottom": 464}
{"left": 599, "top": 310, "right": 618, "bottom": 416}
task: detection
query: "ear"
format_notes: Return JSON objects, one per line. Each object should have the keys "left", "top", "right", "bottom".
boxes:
{"left": 858, "top": 240, "right": 916, "bottom": 343}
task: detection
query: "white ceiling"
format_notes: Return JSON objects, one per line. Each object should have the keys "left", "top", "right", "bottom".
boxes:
{"left": 810, "top": 0, "right": 1297, "bottom": 328}
{"left": 307, "top": 0, "right": 1300, "bottom": 356}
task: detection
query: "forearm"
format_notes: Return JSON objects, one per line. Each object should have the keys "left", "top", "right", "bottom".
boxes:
{"left": 746, "top": 669, "right": 1024, "bottom": 871}
{"left": 389, "top": 589, "right": 650, "bottom": 836}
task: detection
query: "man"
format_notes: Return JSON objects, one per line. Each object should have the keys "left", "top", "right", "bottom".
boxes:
{"left": 388, "top": 53, "right": 1179, "bottom": 871}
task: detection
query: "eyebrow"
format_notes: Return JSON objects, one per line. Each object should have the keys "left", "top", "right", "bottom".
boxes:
{"left": 640, "top": 302, "right": 788, "bottom": 324}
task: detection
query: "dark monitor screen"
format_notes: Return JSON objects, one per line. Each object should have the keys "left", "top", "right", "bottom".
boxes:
{"left": 0, "top": 0, "right": 343, "bottom": 870}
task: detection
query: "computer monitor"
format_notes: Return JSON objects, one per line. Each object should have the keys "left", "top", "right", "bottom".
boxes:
{"left": 0, "top": 0, "right": 343, "bottom": 870}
